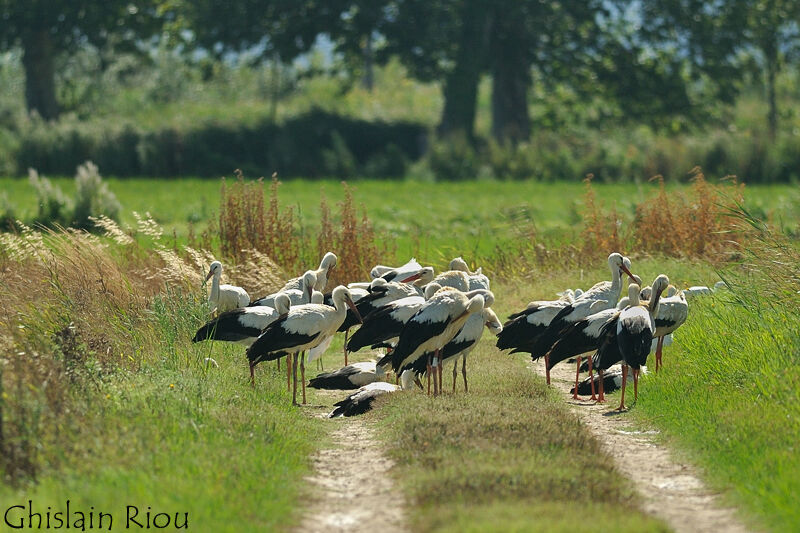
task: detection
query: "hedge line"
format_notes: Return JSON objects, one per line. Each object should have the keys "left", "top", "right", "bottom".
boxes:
{"left": 13, "top": 109, "right": 427, "bottom": 178}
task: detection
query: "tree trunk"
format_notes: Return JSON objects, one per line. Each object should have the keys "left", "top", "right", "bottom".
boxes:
{"left": 490, "top": 55, "right": 531, "bottom": 144}
{"left": 490, "top": 5, "right": 531, "bottom": 144}
{"left": 765, "top": 53, "right": 778, "bottom": 138}
{"left": 362, "top": 33, "right": 375, "bottom": 91}
{"left": 437, "top": 0, "right": 492, "bottom": 140}
{"left": 22, "top": 30, "right": 59, "bottom": 120}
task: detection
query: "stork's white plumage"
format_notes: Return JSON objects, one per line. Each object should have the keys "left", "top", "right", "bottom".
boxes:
{"left": 193, "top": 293, "right": 291, "bottom": 346}
{"left": 370, "top": 258, "right": 422, "bottom": 280}
{"left": 651, "top": 285, "right": 688, "bottom": 371}
{"left": 431, "top": 270, "right": 470, "bottom": 291}
{"left": 449, "top": 257, "right": 490, "bottom": 290}
{"left": 530, "top": 253, "right": 636, "bottom": 384}
{"left": 247, "top": 286, "right": 362, "bottom": 405}
{"left": 281, "top": 252, "right": 337, "bottom": 293}
{"left": 308, "top": 361, "right": 386, "bottom": 390}
{"left": 205, "top": 261, "right": 250, "bottom": 313}
{"left": 390, "top": 288, "right": 487, "bottom": 396}
{"left": 439, "top": 307, "right": 502, "bottom": 393}
{"left": 328, "top": 370, "right": 414, "bottom": 417}
{"left": 251, "top": 270, "right": 317, "bottom": 308}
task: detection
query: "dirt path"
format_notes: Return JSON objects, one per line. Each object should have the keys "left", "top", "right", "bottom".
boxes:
{"left": 533, "top": 359, "right": 752, "bottom": 533}
{"left": 296, "top": 393, "right": 408, "bottom": 533}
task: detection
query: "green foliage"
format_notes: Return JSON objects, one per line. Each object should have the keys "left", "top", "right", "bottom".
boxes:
{"left": 12, "top": 109, "right": 427, "bottom": 178}
{"left": 26, "top": 162, "right": 121, "bottom": 228}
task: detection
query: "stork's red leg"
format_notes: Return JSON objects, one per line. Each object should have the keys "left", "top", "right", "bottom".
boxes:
{"left": 545, "top": 354, "right": 551, "bottom": 385}
{"left": 632, "top": 367, "right": 639, "bottom": 406}
{"left": 462, "top": 356, "right": 468, "bottom": 393}
{"left": 616, "top": 365, "right": 628, "bottom": 411}
{"left": 300, "top": 351, "right": 306, "bottom": 405}
{"left": 343, "top": 329, "right": 349, "bottom": 366}
{"left": 597, "top": 369, "right": 605, "bottom": 403}
{"left": 426, "top": 353, "right": 432, "bottom": 395}
{"left": 286, "top": 355, "right": 290, "bottom": 390}
{"left": 291, "top": 353, "right": 299, "bottom": 405}
{"left": 250, "top": 362, "right": 255, "bottom": 388}
{"left": 573, "top": 356, "right": 582, "bottom": 400}
{"left": 655, "top": 336, "right": 664, "bottom": 372}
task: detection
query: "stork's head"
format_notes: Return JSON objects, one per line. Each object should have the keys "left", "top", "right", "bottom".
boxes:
{"left": 205, "top": 260, "right": 222, "bottom": 282}
{"left": 608, "top": 253, "right": 635, "bottom": 281}
{"left": 449, "top": 257, "right": 470, "bottom": 272}
{"left": 320, "top": 252, "right": 337, "bottom": 271}
{"left": 302, "top": 270, "right": 317, "bottom": 302}
{"left": 274, "top": 293, "right": 291, "bottom": 315}
{"left": 423, "top": 282, "right": 442, "bottom": 299}
{"left": 465, "top": 289, "right": 494, "bottom": 308}
{"left": 628, "top": 283, "right": 642, "bottom": 306}
{"left": 483, "top": 308, "right": 503, "bottom": 335}
{"left": 333, "top": 286, "right": 363, "bottom": 323}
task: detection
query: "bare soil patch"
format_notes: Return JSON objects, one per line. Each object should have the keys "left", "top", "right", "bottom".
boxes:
{"left": 535, "top": 359, "right": 752, "bottom": 533}
{"left": 296, "top": 391, "right": 407, "bottom": 533}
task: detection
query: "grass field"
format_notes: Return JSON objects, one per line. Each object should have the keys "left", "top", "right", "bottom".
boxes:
{"left": 2, "top": 176, "right": 799, "bottom": 264}
{"left": 2, "top": 178, "right": 799, "bottom": 531}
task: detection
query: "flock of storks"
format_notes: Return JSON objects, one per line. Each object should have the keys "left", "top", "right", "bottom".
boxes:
{"left": 194, "top": 250, "right": 704, "bottom": 415}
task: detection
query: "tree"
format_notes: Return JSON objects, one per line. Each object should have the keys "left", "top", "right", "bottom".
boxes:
{"left": 641, "top": 0, "right": 800, "bottom": 136}
{"left": 0, "top": 0, "right": 159, "bottom": 120}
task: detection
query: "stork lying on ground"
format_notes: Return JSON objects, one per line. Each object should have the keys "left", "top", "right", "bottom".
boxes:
{"left": 308, "top": 360, "right": 386, "bottom": 390}
{"left": 329, "top": 370, "right": 414, "bottom": 417}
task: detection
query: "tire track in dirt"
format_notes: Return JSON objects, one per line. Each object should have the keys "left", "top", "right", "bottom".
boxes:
{"left": 533, "top": 359, "right": 752, "bottom": 533}
{"left": 296, "top": 391, "right": 408, "bottom": 533}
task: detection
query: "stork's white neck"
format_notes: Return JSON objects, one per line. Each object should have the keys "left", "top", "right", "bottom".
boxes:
{"left": 610, "top": 263, "right": 623, "bottom": 302}
{"left": 209, "top": 270, "right": 221, "bottom": 303}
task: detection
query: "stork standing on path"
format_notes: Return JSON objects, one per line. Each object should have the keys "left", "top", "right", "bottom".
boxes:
{"left": 246, "top": 286, "right": 362, "bottom": 405}
{"left": 204, "top": 261, "right": 250, "bottom": 314}
{"left": 529, "top": 253, "right": 636, "bottom": 384}
{"left": 390, "top": 288, "right": 487, "bottom": 396}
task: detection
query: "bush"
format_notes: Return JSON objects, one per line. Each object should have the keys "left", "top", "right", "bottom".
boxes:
{"left": 26, "top": 162, "right": 121, "bottom": 229}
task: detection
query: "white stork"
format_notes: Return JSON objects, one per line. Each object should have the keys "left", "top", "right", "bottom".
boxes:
{"left": 346, "top": 283, "right": 441, "bottom": 355}
{"left": 204, "top": 261, "right": 250, "bottom": 313}
{"left": 328, "top": 370, "right": 415, "bottom": 418}
{"left": 251, "top": 270, "right": 316, "bottom": 308}
{"left": 389, "top": 288, "right": 487, "bottom": 396}
{"left": 193, "top": 293, "right": 291, "bottom": 346}
{"left": 281, "top": 252, "right": 337, "bottom": 293}
{"left": 651, "top": 285, "right": 688, "bottom": 372}
{"left": 308, "top": 360, "right": 386, "bottom": 390}
{"left": 441, "top": 307, "right": 503, "bottom": 393}
{"left": 449, "top": 256, "right": 490, "bottom": 290}
{"left": 529, "top": 253, "right": 636, "bottom": 384}
{"left": 587, "top": 275, "right": 669, "bottom": 404}
{"left": 246, "top": 286, "right": 362, "bottom": 405}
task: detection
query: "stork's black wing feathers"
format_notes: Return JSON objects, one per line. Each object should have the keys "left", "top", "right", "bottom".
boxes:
{"left": 308, "top": 366, "right": 361, "bottom": 390}
{"left": 192, "top": 309, "right": 261, "bottom": 343}
{"left": 246, "top": 318, "right": 319, "bottom": 365}
{"left": 391, "top": 316, "right": 451, "bottom": 372}
{"left": 545, "top": 318, "right": 597, "bottom": 371}
{"left": 592, "top": 315, "right": 621, "bottom": 371}
{"left": 347, "top": 304, "right": 404, "bottom": 352}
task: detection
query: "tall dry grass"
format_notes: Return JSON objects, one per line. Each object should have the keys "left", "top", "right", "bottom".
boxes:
{"left": 0, "top": 216, "right": 280, "bottom": 485}
{"left": 218, "top": 174, "right": 387, "bottom": 286}
{"left": 580, "top": 169, "right": 747, "bottom": 263}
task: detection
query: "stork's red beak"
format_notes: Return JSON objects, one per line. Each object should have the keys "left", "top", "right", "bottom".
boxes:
{"left": 346, "top": 297, "right": 363, "bottom": 324}
{"left": 620, "top": 264, "right": 636, "bottom": 281}
{"left": 400, "top": 272, "right": 423, "bottom": 283}
{"left": 204, "top": 270, "right": 214, "bottom": 282}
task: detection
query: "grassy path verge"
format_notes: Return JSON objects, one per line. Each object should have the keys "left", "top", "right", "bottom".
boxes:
{"left": 541, "top": 359, "right": 749, "bottom": 533}
{"left": 633, "top": 291, "right": 800, "bottom": 532}
{"left": 372, "top": 342, "right": 667, "bottom": 532}
{"left": 0, "top": 347, "right": 324, "bottom": 531}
